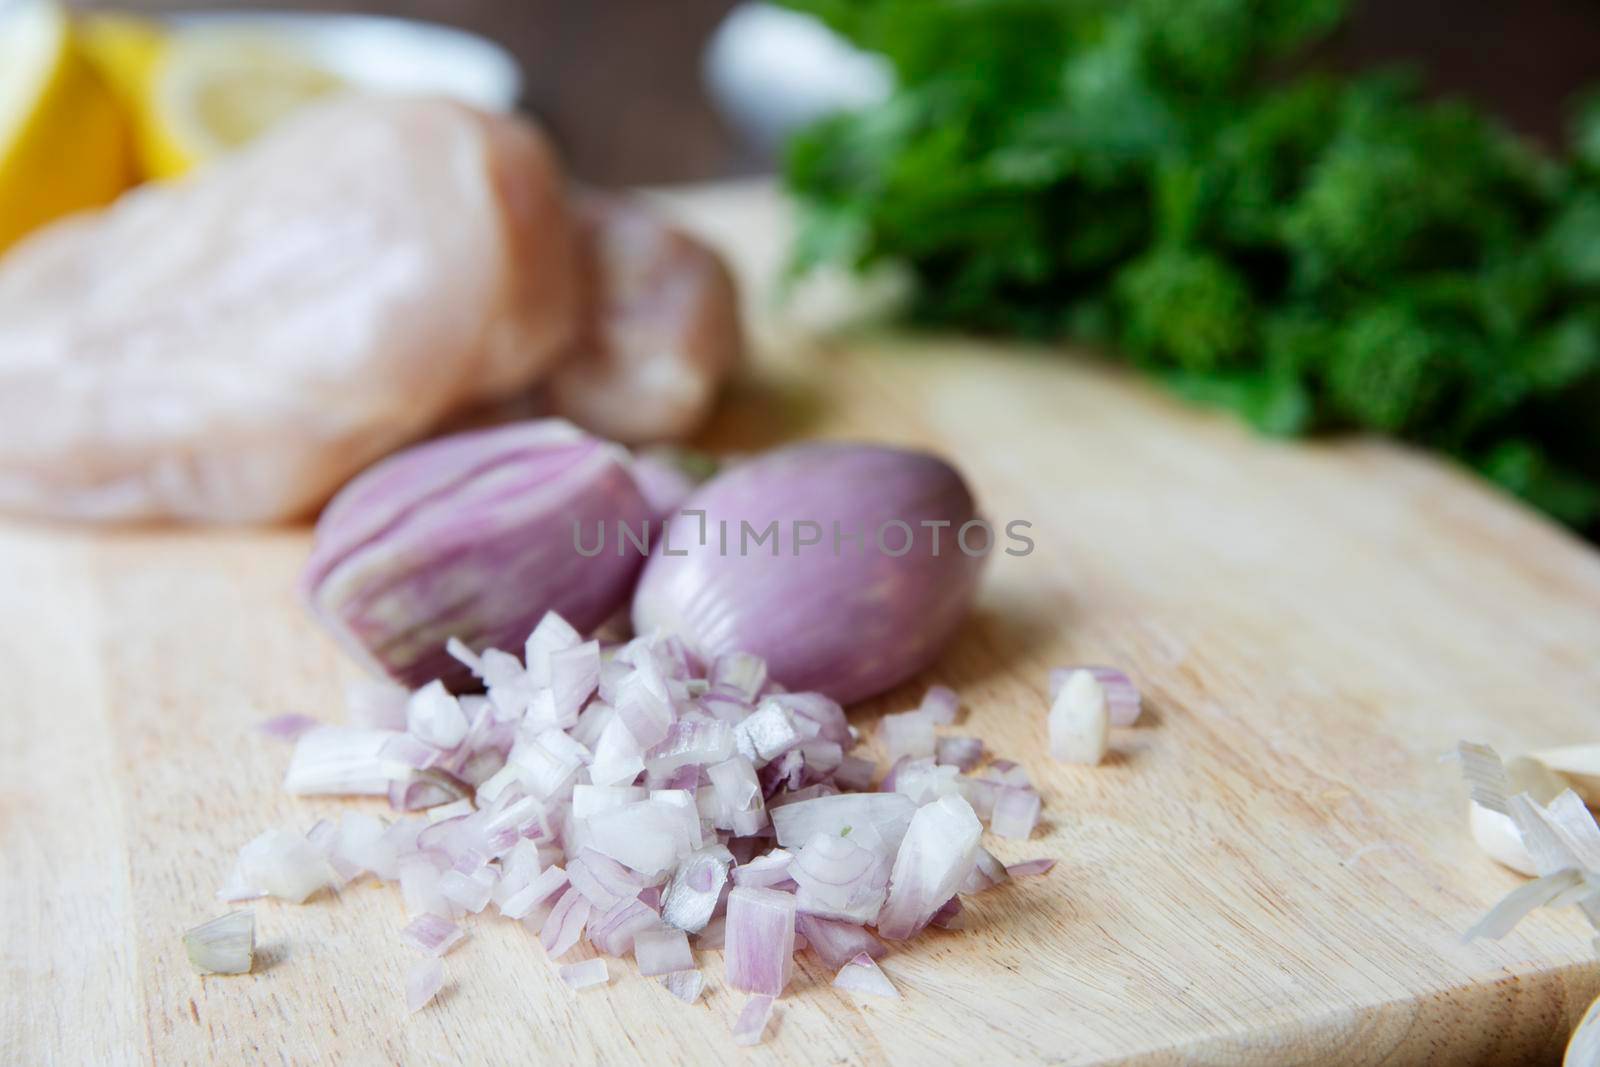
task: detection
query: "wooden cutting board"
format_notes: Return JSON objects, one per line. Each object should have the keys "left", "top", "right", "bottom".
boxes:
{"left": 5, "top": 182, "right": 1600, "bottom": 1067}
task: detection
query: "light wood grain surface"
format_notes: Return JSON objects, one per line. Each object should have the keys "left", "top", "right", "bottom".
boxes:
{"left": 5, "top": 182, "right": 1600, "bottom": 1066}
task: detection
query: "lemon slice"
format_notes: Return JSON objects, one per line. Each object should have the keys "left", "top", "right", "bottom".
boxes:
{"left": 0, "top": 1, "right": 130, "bottom": 252}
{"left": 140, "top": 31, "right": 344, "bottom": 179}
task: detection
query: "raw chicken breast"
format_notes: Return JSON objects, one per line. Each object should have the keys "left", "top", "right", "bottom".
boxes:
{"left": 546, "top": 193, "right": 742, "bottom": 443}
{"left": 0, "top": 95, "right": 576, "bottom": 522}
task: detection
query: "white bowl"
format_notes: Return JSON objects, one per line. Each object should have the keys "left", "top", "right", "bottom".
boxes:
{"left": 160, "top": 10, "right": 523, "bottom": 112}
{"left": 703, "top": 3, "right": 890, "bottom": 151}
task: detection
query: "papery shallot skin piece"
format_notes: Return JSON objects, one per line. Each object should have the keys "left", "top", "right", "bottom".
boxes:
{"left": 632, "top": 443, "right": 985, "bottom": 704}
{"left": 547, "top": 193, "right": 743, "bottom": 444}
{"left": 0, "top": 95, "right": 577, "bottom": 523}
{"left": 301, "top": 420, "right": 652, "bottom": 689}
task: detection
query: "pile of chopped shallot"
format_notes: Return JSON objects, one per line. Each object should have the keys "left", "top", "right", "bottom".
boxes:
{"left": 214, "top": 612, "right": 1101, "bottom": 1042}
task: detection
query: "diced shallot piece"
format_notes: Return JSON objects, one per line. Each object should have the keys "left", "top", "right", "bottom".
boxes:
{"left": 833, "top": 953, "right": 898, "bottom": 998}
{"left": 961, "top": 847, "right": 1011, "bottom": 894}
{"left": 708, "top": 756, "right": 767, "bottom": 836}
{"left": 878, "top": 712, "right": 936, "bottom": 763}
{"left": 790, "top": 832, "right": 888, "bottom": 924}
{"left": 183, "top": 911, "right": 255, "bottom": 975}
{"left": 694, "top": 915, "right": 726, "bottom": 950}
{"left": 1049, "top": 666, "right": 1141, "bottom": 726}
{"left": 725, "top": 886, "right": 796, "bottom": 995}
{"left": 834, "top": 755, "right": 877, "bottom": 792}
{"left": 284, "top": 727, "right": 404, "bottom": 796}
{"left": 1048, "top": 670, "right": 1109, "bottom": 765}
{"left": 731, "top": 850, "right": 793, "bottom": 889}
{"left": 406, "top": 960, "right": 445, "bottom": 1013}
{"left": 731, "top": 994, "right": 776, "bottom": 1046}
{"left": 989, "top": 787, "right": 1042, "bottom": 840}
{"left": 401, "top": 913, "right": 466, "bottom": 957}
{"left": 501, "top": 865, "right": 570, "bottom": 921}
{"left": 407, "top": 681, "right": 469, "bottom": 749}
{"left": 258, "top": 714, "right": 321, "bottom": 741}
{"left": 587, "top": 898, "right": 664, "bottom": 958}
{"left": 918, "top": 685, "right": 960, "bottom": 725}
{"left": 662, "top": 969, "right": 705, "bottom": 1003}
{"left": 935, "top": 735, "right": 985, "bottom": 772}
{"left": 1006, "top": 858, "right": 1056, "bottom": 878}
{"left": 877, "top": 795, "right": 983, "bottom": 940}
{"left": 634, "top": 927, "right": 695, "bottom": 976}
{"left": 770, "top": 792, "right": 915, "bottom": 852}
{"left": 711, "top": 651, "right": 768, "bottom": 703}
{"left": 929, "top": 896, "right": 963, "bottom": 929}
{"left": 223, "top": 828, "right": 334, "bottom": 904}
{"left": 559, "top": 958, "right": 610, "bottom": 991}
{"left": 541, "top": 888, "right": 591, "bottom": 958}
{"left": 661, "top": 847, "right": 731, "bottom": 933}
{"left": 795, "top": 914, "right": 886, "bottom": 971}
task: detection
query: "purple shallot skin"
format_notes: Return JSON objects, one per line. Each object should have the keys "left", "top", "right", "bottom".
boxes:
{"left": 632, "top": 442, "right": 985, "bottom": 705}
{"left": 302, "top": 419, "right": 652, "bottom": 689}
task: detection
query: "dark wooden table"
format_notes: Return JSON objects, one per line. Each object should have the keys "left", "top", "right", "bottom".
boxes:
{"left": 75, "top": 0, "right": 1600, "bottom": 185}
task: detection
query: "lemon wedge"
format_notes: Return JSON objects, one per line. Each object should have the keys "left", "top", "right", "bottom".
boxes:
{"left": 0, "top": 1, "right": 130, "bottom": 253}
{"left": 139, "top": 31, "right": 345, "bottom": 179}
{"left": 79, "top": 13, "right": 167, "bottom": 115}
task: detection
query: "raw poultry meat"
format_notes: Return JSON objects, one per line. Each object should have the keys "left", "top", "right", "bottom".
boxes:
{"left": 0, "top": 95, "right": 576, "bottom": 522}
{"left": 546, "top": 192, "right": 743, "bottom": 444}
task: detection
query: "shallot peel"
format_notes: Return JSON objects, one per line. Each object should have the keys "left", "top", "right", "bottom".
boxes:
{"left": 1466, "top": 754, "right": 1566, "bottom": 875}
{"left": 1453, "top": 742, "right": 1600, "bottom": 948}
{"left": 632, "top": 442, "right": 985, "bottom": 704}
{"left": 301, "top": 420, "right": 652, "bottom": 689}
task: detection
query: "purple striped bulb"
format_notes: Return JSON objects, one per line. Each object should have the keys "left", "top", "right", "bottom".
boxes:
{"left": 631, "top": 442, "right": 985, "bottom": 705}
{"left": 302, "top": 419, "right": 651, "bottom": 688}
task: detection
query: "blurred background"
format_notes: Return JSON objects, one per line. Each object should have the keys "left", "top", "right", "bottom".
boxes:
{"left": 7, "top": 0, "right": 1600, "bottom": 532}
{"left": 67, "top": 0, "right": 1600, "bottom": 185}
